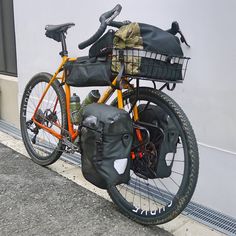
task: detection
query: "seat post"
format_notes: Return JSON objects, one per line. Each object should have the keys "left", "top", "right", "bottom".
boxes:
{"left": 59, "top": 33, "right": 68, "bottom": 57}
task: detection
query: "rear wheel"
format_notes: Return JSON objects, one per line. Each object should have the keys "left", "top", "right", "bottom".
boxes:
{"left": 20, "top": 73, "right": 68, "bottom": 166}
{"left": 108, "top": 87, "right": 199, "bottom": 225}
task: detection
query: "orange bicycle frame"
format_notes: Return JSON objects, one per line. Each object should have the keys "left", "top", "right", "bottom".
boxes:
{"left": 31, "top": 55, "right": 140, "bottom": 142}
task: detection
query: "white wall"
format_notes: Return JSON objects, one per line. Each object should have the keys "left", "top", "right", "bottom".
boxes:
{"left": 14, "top": 0, "right": 236, "bottom": 217}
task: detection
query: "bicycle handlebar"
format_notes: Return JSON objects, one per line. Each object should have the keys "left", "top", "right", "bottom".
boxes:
{"left": 78, "top": 4, "right": 122, "bottom": 50}
{"left": 100, "top": 4, "right": 122, "bottom": 24}
{"left": 79, "top": 7, "right": 190, "bottom": 50}
{"left": 108, "top": 20, "right": 131, "bottom": 28}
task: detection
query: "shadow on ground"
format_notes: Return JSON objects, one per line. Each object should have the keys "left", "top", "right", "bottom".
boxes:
{"left": 0, "top": 143, "right": 172, "bottom": 236}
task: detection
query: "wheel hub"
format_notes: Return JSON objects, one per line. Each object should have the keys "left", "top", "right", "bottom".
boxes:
{"left": 131, "top": 142, "right": 159, "bottom": 179}
{"left": 35, "top": 108, "right": 58, "bottom": 128}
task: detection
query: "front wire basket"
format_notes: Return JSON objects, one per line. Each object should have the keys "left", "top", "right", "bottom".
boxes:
{"left": 111, "top": 48, "right": 190, "bottom": 83}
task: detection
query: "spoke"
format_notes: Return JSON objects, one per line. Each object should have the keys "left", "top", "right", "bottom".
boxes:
{"left": 52, "top": 96, "right": 59, "bottom": 113}
{"left": 119, "top": 172, "right": 135, "bottom": 192}
{"left": 25, "top": 111, "right": 34, "bottom": 115}
{"left": 166, "top": 159, "right": 184, "bottom": 162}
{"left": 146, "top": 179, "right": 160, "bottom": 210}
{"left": 145, "top": 179, "right": 151, "bottom": 211}
{"left": 152, "top": 179, "right": 168, "bottom": 205}
{"left": 139, "top": 177, "right": 142, "bottom": 209}
{"left": 158, "top": 178, "right": 173, "bottom": 198}
{"left": 44, "top": 130, "right": 55, "bottom": 145}
{"left": 28, "top": 94, "right": 38, "bottom": 110}
{"left": 47, "top": 93, "right": 57, "bottom": 110}
{"left": 132, "top": 174, "right": 138, "bottom": 205}
{"left": 26, "top": 103, "right": 37, "bottom": 112}
{"left": 172, "top": 170, "right": 183, "bottom": 176}
{"left": 34, "top": 132, "right": 45, "bottom": 156}
{"left": 40, "top": 81, "right": 44, "bottom": 100}
{"left": 48, "top": 86, "right": 53, "bottom": 102}
{"left": 169, "top": 176, "right": 180, "bottom": 188}
{"left": 37, "top": 83, "right": 43, "bottom": 106}
{"left": 29, "top": 89, "right": 38, "bottom": 109}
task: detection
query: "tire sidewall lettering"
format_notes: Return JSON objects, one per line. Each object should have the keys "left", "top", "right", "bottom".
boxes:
{"left": 22, "top": 86, "right": 32, "bottom": 118}
{"left": 132, "top": 201, "right": 173, "bottom": 216}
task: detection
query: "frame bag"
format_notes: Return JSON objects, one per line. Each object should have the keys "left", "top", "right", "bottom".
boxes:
{"left": 65, "top": 56, "right": 112, "bottom": 87}
{"left": 80, "top": 103, "right": 133, "bottom": 189}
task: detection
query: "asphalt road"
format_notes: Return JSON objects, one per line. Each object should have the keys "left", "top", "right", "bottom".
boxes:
{"left": 0, "top": 143, "right": 172, "bottom": 236}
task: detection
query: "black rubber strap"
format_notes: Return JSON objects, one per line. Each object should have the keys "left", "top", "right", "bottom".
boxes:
{"left": 115, "top": 63, "right": 125, "bottom": 89}
{"left": 95, "top": 124, "right": 104, "bottom": 162}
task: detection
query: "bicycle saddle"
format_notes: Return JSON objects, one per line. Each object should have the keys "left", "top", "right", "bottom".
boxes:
{"left": 45, "top": 23, "right": 75, "bottom": 42}
{"left": 45, "top": 23, "right": 75, "bottom": 32}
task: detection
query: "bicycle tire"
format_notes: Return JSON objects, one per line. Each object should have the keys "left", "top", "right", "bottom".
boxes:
{"left": 108, "top": 87, "right": 199, "bottom": 225}
{"left": 20, "top": 72, "right": 68, "bottom": 166}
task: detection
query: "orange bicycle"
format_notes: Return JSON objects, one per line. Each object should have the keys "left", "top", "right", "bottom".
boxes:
{"left": 20, "top": 4, "right": 199, "bottom": 225}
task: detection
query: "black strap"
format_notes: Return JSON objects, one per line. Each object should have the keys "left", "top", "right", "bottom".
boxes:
{"left": 59, "top": 82, "right": 66, "bottom": 87}
{"left": 95, "top": 124, "right": 104, "bottom": 162}
{"left": 96, "top": 139, "right": 103, "bottom": 162}
{"left": 114, "top": 63, "right": 125, "bottom": 89}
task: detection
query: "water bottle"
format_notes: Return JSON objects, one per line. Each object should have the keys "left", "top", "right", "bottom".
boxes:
{"left": 77, "top": 90, "right": 101, "bottom": 124}
{"left": 70, "top": 93, "right": 81, "bottom": 125}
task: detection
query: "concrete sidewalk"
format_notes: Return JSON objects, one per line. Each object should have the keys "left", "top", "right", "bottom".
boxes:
{"left": 0, "top": 130, "right": 224, "bottom": 236}
{"left": 0, "top": 143, "right": 171, "bottom": 236}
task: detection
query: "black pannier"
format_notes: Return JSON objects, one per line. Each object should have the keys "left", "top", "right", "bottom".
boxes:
{"left": 138, "top": 104, "right": 179, "bottom": 178}
{"left": 65, "top": 56, "right": 113, "bottom": 87}
{"left": 112, "top": 23, "right": 190, "bottom": 82}
{"left": 80, "top": 103, "right": 133, "bottom": 189}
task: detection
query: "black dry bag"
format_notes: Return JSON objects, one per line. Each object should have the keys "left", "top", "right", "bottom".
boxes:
{"left": 138, "top": 104, "right": 179, "bottom": 178}
{"left": 80, "top": 103, "right": 133, "bottom": 189}
{"left": 65, "top": 56, "right": 112, "bottom": 87}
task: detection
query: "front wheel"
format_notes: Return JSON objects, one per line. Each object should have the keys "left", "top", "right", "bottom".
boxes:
{"left": 108, "top": 87, "right": 199, "bottom": 225}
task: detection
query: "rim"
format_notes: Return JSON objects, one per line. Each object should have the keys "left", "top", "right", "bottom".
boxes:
{"left": 21, "top": 80, "right": 63, "bottom": 159}
{"left": 112, "top": 93, "right": 189, "bottom": 217}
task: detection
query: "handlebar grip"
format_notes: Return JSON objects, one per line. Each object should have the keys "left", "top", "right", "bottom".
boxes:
{"left": 78, "top": 24, "right": 106, "bottom": 49}
{"left": 109, "top": 20, "right": 131, "bottom": 28}
{"left": 99, "top": 4, "right": 122, "bottom": 23}
{"left": 78, "top": 4, "right": 122, "bottom": 50}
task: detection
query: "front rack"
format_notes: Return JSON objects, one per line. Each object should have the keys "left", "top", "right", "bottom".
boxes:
{"left": 111, "top": 48, "right": 190, "bottom": 83}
